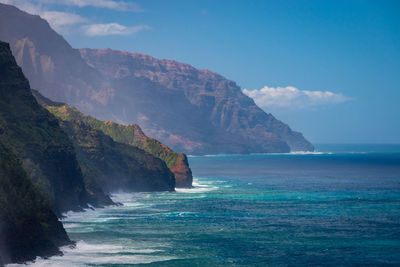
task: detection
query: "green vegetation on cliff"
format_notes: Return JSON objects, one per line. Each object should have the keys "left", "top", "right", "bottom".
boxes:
{"left": 0, "top": 142, "right": 70, "bottom": 265}
{"left": 32, "top": 90, "right": 175, "bottom": 192}
{"left": 34, "top": 91, "right": 193, "bottom": 188}
{"left": 58, "top": 119, "right": 175, "bottom": 193}
{"left": 42, "top": 103, "right": 180, "bottom": 168}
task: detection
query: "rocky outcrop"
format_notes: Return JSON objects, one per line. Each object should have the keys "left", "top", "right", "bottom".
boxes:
{"left": 33, "top": 90, "right": 191, "bottom": 188}
{"left": 0, "top": 142, "right": 71, "bottom": 265}
{"left": 0, "top": 3, "right": 314, "bottom": 154}
{"left": 170, "top": 154, "right": 193, "bottom": 188}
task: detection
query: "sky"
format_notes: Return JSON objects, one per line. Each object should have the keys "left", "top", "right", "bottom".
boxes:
{"left": 2, "top": 0, "right": 400, "bottom": 144}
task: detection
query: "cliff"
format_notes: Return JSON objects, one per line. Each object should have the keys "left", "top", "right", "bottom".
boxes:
{"left": 0, "top": 142, "right": 71, "bottom": 265}
{"left": 0, "top": 41, "right": 112, "bottom": 215}
{"left": 0, "top": 3, "right": 313, "bottom": 154}
{"left": 0, "top": 40, "right": 177, "bottom": 264}
{"left": 33, "top": 91, "right": 192, "bottom": 188}
{"left": 62, "top": 120, "right": 175, "bottom": 192}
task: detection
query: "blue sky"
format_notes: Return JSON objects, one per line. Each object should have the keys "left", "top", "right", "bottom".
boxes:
{"left": 3, "top": 0, "right": 400, "bottom": 144}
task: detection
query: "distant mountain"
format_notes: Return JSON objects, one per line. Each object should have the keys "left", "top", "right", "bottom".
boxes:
{"left": 80, "top": 48, "right": 314, "bottom": 154}
{"left": 0, "top": 142, "right": 71, "bottom": 265}
{"left": 0, "top": 3, "right": 314, "bottom": 154}
{"left": 34, "top": 90, "right": 192, "bottom": 188}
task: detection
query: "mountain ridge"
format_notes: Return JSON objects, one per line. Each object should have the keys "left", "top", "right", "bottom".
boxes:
{"left": 80, "top": 48, "right": 314, "bottom": 153}
{"left": 0, "top": 3, "right": 314, "bottom": 154}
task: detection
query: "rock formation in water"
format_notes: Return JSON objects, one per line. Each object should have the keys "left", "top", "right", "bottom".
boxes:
{"left": 0, "top": 3, "right": 314, "bottom": 155}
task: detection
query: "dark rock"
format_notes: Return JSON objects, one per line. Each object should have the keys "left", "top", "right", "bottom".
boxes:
{"left": 0, "top": 142, "right": 71, "bottom": 265}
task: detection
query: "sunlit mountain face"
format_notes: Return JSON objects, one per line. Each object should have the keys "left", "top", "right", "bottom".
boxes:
{"left": 0, "top": 3, "right": 313, "bottom": 155}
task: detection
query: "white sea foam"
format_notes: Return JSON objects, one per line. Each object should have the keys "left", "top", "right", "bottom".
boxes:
{"left": 62, "top": 223, "right": 81, "bottom": 229}
{"left": 189, "top": 151, "right": 376, "bottom": 157}
{"left": 7, "top": 181, "right": 219, "bottom": 267}
{"left": 250, "top": 151, "right": 331, "bottom": 155}
{"left": 121, "top": 202, "right": 141, "bottom": 207}
{"left": 188, "top": 153, "right": 240, "bottom": 157}
{"left": 9, "top": 241, "right": 176, "bottom": 267}
{"left": 188, "top": 151, "right": 333, "bottom": 157}
{"left": 175, "top": 179, "right": 219, "bottom": 193}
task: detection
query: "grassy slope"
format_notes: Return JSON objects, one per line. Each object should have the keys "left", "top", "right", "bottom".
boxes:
{"left": 48, "top": 104, "right": 180, "bottom": 168}
{"left": 32, "top": 90, "right": 175, "bottom": 192}
{"left": 33, "top": 90, "right": 193, "bottom": 187}
{"left": 59, "top": 119, "right": 175, "bottom": 193}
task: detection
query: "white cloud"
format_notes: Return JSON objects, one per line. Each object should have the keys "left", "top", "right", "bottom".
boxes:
{"left": 0, "top": 0, "right": 43, "bottom": 14}
{"left": 0, "top": 0, "right": 148, "bottom": 35}
{"left": 243, "top": 85, "right": 351, "bottom": 108}
{"left": 0, "top": 0, "right": 87, "bottom": 33}
{"left": 40, "top": 0, "right": 143, "bottom": 12}
{"left": 82, "top": 23, "right": 150, "bottom": 36}
{"left": 41, "top": 11, "right": 87, "bottom": 31}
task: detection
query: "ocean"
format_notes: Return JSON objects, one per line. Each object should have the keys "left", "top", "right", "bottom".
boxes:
{"left": 10, "top": 144, "right": 400, "bottom": 266}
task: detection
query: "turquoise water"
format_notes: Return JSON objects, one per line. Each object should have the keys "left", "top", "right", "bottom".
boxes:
{"left": 15, "top": 145, "right": 400, "bottom": 266}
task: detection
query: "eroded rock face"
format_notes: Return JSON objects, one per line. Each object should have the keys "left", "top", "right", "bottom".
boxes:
{"left": 128, "top": 124, "right": 193, "bottom": 188}
{"left": 0, "top": 3, "right": 314, "bottom": 154}
{"left": 170, "top": 154, "right": 193, "bottom": 188}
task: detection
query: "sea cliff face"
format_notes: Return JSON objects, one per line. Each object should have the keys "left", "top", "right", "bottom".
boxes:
{"left": 0, "top": 142, "right": 71, "bottom": 265}
{"left": 0, "top": 41, "right": 105, "bottom": 215}
{"left": 33, "top": 91, "right": 192, "bottom": 188}
{"left": 0, "top": 3, "right": 314, "bottom": 155}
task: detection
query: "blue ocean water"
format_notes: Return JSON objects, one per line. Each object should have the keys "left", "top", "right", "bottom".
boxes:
{"left": 13, "top": 144, "right": 400, "bottom": 266}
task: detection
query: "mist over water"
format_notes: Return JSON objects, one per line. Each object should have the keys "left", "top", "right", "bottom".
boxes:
{"left": 10, "top": 144, "right": 400, "bottom": 266}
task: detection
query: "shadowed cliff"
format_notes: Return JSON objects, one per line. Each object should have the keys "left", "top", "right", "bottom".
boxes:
{"left": 0, "top": 142, "right": 71, "bottom": 265}
{"left": 0, "top": 41, "right": 110, "bottom": 215}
